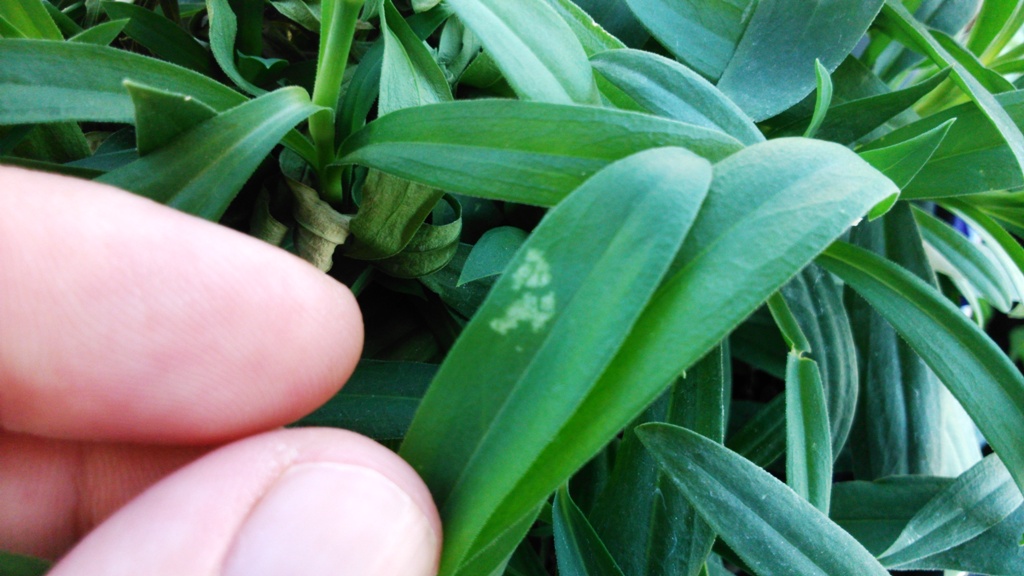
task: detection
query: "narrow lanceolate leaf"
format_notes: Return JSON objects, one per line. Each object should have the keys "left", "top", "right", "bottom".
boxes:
{"left": 770, "top": 68, "right": 950, "bottom": 144}
{"left": 637, "top": 424, "right": 890, "bottom": 576}
{"left": 844, "top": 204, "right": 955, "bottom": 480}
{"left": 913, "top": 205, "right": 1015, "bottom": 313}
{"left": 780, "top": 264, "right": 859, "bottom": 458}
{"left": 125, "top": 81, "right": 217, "bottom": 156}
{"left": 336, "top": 100, "right": 742, "bottom": 206}
{"left": 206, "top": 0, "right": 265, "bottom": 95}
{"left": 378, "top": 0, "right": 452, "bottom": 115}
{"left": 67, "top": 18, "right": 127, "bottom": 45}
{"left": 717, "top": 0, "right": 885, "bottom": 121}
{"left": 553, "top": 486, "right": 626, "bottom": 576}
{"left": 99, "top": 87, "right": 320, "bottom": 221}
{"left": 444, "top": 0, "right": 600, "bottom": 104}
{"left": 879, "top": 454, "right": 1023, "bottom": 567}
{"left": 766, "top": 292, "right": 811, "bottom": 354}
{"left": 447, "top": 139, "right": 895, "bottom": 576}
{"left": 859, "top": 119, "right": 954, "bottom": 190}
{"left": 591, "top": 49, "right": 764, "bottom": 145}
{"left": 0, "top": 40, "right": 315, "bottom": 164}
{"left": 819, "top": 240, "right": 1024, "bottom": 495}
{"left": 803, "top": 60, "right": 833, "bottom": 139}
{"left": 944, "top": 198, "right": 1024, "bottom": 306}
{"left": 876, "top": 0, "right": 1024, "bottom": 185}
{"left": 540, "top": 0, "right": 625, "bottom": 56}
{"left": 101, "top": 1, "right": 213, "bottom": 74}
{"left": 622, "top": 0, "right": 754, "bottom": 81}
{"left": 880, "top": 92, "right": 1024, "bottom": 199}
{"left": 831, "top": 477, "right": 1024, "bottom": 575}
{"left": 400, "top": 148, "right": 713, "bottom": 576}
{"left": 590, "top": 347, "right": 725, "bottom": 576}
{"left": 785, "top": 353, "right": 832, "bottom": 514}
{"left": 458, "top": 226, "right": 528, "bottom": 286}
{"left": 0, "top": 0, "right": 61, "bottom": 39}
{"left": 0, "top": 39, "right": 244, "bottom": 124}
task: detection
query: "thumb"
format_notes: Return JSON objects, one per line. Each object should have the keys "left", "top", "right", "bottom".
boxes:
{"left": 49, "top": 428, "right": 441, "bottom": 576}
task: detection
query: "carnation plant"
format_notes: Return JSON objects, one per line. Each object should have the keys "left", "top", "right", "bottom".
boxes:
{"left": 3, "top": 0, "right": 1024, "bottom": 574}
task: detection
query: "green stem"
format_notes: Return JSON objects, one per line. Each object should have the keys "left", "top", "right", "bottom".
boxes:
{"left": 310, "top": 0, "right": 364, "bottom": 205}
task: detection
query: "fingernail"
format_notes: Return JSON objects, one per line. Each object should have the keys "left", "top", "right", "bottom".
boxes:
{"left": 222, "top": 463, "right": 439, "bottom": 576}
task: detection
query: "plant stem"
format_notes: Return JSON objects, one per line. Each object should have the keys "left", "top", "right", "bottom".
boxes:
{"left": 310, "top": 0, "right": 364, "bottom": 205}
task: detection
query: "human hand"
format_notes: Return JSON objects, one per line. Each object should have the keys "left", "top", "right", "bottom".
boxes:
{"left": 0, "top": 167, "right": 441, "bottom": 575}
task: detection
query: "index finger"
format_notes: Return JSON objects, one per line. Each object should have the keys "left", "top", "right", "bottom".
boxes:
{"left": 0, "top": 167, "right": 362, "bottom": 444}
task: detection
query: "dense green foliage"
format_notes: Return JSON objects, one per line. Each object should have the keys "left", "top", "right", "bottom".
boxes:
{"left": 3, "top": 0, "right": 1024, "bottom": 574}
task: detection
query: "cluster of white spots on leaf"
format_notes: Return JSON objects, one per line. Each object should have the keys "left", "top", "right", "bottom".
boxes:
{"left": 491, "top": 249, "right": 556, "bottom": 335}
{"left": 490, "top": 292, "right": 556, "bottom": 335}
{"left": 511, "top": 249, "right": 552, "bottom": 290}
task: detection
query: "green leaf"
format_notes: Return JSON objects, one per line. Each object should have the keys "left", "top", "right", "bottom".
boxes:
{"left": 0, "top": 39, "right": 317, "bottom": 167}
{"left": 803, "top": 60, "right": 834, "bottom": 139}
{"left": 636, "top": 424, "right": 890, "bottom": 576}
{"left": 944, "top": 198, "right": 1024, "bottom": 309}
{"left": 779, "top": 264, "right": 859, "bottom": 458}
{"left": 444, "top": 0, "right": 600, "bottom": 104}
{"left": 67, "top": 18, "right": 127, "bottom": 45}
{"left": 455, "top": 138, "right": 893, "bottom": 575}
{"left": 0, "top": 39, "right": 243, "bottom": 124}
{"left": 458, "top": 226, "right": 528, "bottom": 286}
{"left": 831, "top": 477, "right": 1024, "bottom": 574}
{"left": 400, "top": 147, "right": 713, "bottom": 576}
{"left": 771, "top": 68, "right": 951, "bottom": 144}
{"left": 99, "top": 86, "right": 320, "bottom": 221}
{"left": 859, "top": 118, "right": 954, "bottom": 190}
{"left": 622, "top": 0, "right": 754, "bottom": 81}
{"left": 819, "top": 239, "right": 1024, "bottom": 495}
{"left": 553, "top": 485, "right": 626, "bottom": 576}
{"left": 785, "top": 353, "right": 832, "bottom": 514}
{"left": 830, "top": 476, "right": 956, "bottom": 555}
{"left": 102, "top": 1, "right": 213, "bottom": 74}
{"left": 269, "top": 0, "right": 321, "bottom": 31}
{"left": 0, "top": 0, "right": 61, "bottom": 40}
{"left": 717, "top": 0, "right": 885, "bottom": 121}
{"left": 539, "top": 0, "right": 625, "bottom": 56}
{"left": 879, "top": 454, "right": 1023, "bottom": 567}
{"left": 913, "top": 204, "right": 1015, "bottom": 312}
{"left": 0, "top": 550, "right": 51, "bottom": 576}
{"left": 291, "top": 360, "right": 436, "bottom": 440}
{"left": 590, "top": 48, "right": 764, "bottom": 145}
{"left": 336, "top": 99, "right": 743, "bottom": 206}
{"left": 876, "top": 0, "right": 1024, "bottom": 188}
{"left": 966, "top": 0, "right": 1020, "bottom": 57}
{"left": 932, "top": 28, "right": 1015, "bottom": 94}
{"left": 843, "top": 203, "right": 970, "bottom": 479}
{"left": 590, "top": 347, "right": 725, "bottom": 576}
{"left": 206, "top": 0, "right": 265, "bottom": 95}
{"left": 378, "top": 0, "right": 453, "bottom": 115}
{"left": 125, "top": 80, "right": 217, "bottom": 156}
{"left": 570, "top": 0, "right": 649, "bottom": 48}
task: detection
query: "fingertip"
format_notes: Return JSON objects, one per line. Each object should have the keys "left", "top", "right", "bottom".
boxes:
{"left": 49, "top": 428, "right": 441, "bottom": 576}
{"left": 0, "top": 167, "right": 363, "bottom": 443}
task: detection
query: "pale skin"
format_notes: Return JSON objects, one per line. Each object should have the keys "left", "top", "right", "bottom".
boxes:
{"left": 0, "top": 166, "right": 442, "bottom": 575}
